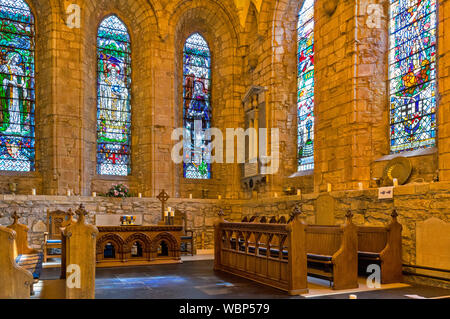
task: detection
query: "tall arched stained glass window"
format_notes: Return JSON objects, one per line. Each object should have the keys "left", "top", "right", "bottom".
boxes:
{"left": 183, "top": 33, "right": 212, "bottom": 179}
{"left": 0, "top": 0, "right": 35, "bottom": 172}
{"left": 389, "top": 0, "right": 437, "bottom": 153}
{"left": 297, "top": 0, "right": 314, "bottom": 172}
{"left": 97, "top": 15, "right": 131, "bottom": 176}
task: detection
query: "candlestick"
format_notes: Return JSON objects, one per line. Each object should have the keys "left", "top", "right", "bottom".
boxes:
{"left": 393, "top": 178, "right": 398, "bottom": 187}
{"left": 31, "top": 189, "right": 36, "bottom": 196}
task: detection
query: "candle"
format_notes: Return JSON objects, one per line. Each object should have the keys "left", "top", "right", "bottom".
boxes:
{"left": 31, "top": 189, "right": 36, "bottom": 196}
{"left": 393, "top": 178, "right": 398, "bottom": 187}
{"left": 189, "top": 194, "right": 193, "bottom": 199}
{"left": 274, "top": 192, "right": 278, "bottom": 198}
{"left": 349, "top": 294, "right": 358, "bottom": 299}
{"left": 138, "top": 193, "right": 142, "bottom": 198}
{"left": 358, "top": 183, "right": 363, "bottom": 190}
{"left": 327, "top": 183, "right": 332, "bottom": 192}
{"left": 164, "top": 211, "right": 168, "bottom": 217}
{"left": 92, "top": 192, "right": 96, "bottom": 197}
{"left": 170, "top": 211, "right": 175, "bottom": 217}
{"left": 67, "top": 189, "right": 71, "bottom": 196}
{"left": 218, "top": 195, "right": 222, "bottom": 200}
{"left": 297, "top": 189, "right": 301, "bottom": 196}
{"left": 168, "top": 207, "right": 172, "bottom": 212}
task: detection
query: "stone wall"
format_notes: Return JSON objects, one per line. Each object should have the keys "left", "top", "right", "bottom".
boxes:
{"left": 0, "top": 180, "right": 449, "bottom": 288}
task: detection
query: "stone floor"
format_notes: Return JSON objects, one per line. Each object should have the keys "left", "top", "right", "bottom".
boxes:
{"left": 36, "top": 259, "right": 450, "bottom": 299}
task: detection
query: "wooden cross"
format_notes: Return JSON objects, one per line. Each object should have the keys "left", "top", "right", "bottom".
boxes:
{"left": 157, "top": 189, "right": 170, "bottom": 220}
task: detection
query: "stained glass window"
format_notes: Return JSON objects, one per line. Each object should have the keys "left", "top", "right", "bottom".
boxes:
{"left": 97, "top": 15, "right": 131, "bottom": 176}
{"left": 297, "top": 0, "right": 314, "bottom": 171}
{"left": 183, "top": 33, "right": 212, "bottom": 179}
{"left": 389, "top": 0, "right": 437, "bottom": 153}
{"left": 0, "top": 0, "right": 35, "bottom": 172}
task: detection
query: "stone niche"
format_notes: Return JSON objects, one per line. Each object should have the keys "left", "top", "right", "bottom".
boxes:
{"left": 241, "top": 85, "right": 268, "bottom": 194}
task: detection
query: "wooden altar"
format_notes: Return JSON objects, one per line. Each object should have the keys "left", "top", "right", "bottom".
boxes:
{"left": 95, "top": 225, "right": 183, "bottom": 268}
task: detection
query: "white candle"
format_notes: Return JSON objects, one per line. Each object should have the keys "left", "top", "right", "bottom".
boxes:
{"left": 138, "top": 193, "right": 142, "bottom": 198}
{"left": 274, "top": 192, "right": 278, "bottom": 198}
{"left": 67, "top": 189, "right": 71, "bottom": 196}
{"left": 327, "top": 183, "right": 332, "bottom": 192}
{"left": 393, "top": 178, "right": 398, "bottom": 187}
{"left": 358, "top": 183, "right": 363, "bottom": 190}
{"left": 92, "top": 192, "right": 96, "bottom": 197}
{"left": 170, "top": 211, "right": 175, "bottom": 217}
{"left": 297, "top": 189, "right": 301, "bottom": 196}
{"left": 189, "top": 194, "right": 193, "bottom": 199}
{"left": 164, "top": 211, "right": 168, "bottom": 217}
{"left": 31, "top": 189, "right": 36, "bottom": 196}
{"left": 168, "top": 207, "right": 172, "bottom": 212}
{"left": 349, "top": 294, "right": 358, "bottom": 299}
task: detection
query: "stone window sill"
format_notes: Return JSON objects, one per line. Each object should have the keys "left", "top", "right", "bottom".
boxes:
{"left": 374, "top": 147, "right": 437, "bottom": 162}
{"left": 288, "top": 169, "right": 314, "bottom": 178}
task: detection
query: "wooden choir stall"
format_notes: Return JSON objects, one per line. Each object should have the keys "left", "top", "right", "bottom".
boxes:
{"left": 214, "top": 207, "right": 403, "bottom": 295}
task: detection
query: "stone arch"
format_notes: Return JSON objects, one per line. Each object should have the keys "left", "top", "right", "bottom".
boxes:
{"left": 169, "top": 0, "right": 244, "bottom": 198}
{"left": 80, "top": 0, "right": 160, "bottom": 195}
{"left": 0, "top": 0, "right": 55, "bottom": 193}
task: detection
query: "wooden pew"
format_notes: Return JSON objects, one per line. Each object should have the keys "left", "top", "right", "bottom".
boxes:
{"left": 4, "top": 212, "right": 44, "bottom": 296}
{"left": 0, "top": 225, "right": 34, "bottom": 298}
{"left": 357, "top": 210, "right": 402, "bottom": 283}
{"left": 306, "top": 211, "right": 358, "bottom": 290}
{"left": 41, "top": 205, "right": 98, "bottom": 299}
{"left": 214, "top": 208, "right": 308, "bottom": 295}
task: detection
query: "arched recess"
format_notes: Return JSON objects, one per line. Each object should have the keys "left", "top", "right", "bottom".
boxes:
{"left": 0, "top": 0, "right": 54, "bottom": 194}
{"left": 169, "top": 1, "right": 243, "bottom": 199}
{"left": 96, "top": 233, "right": 126, "bottom": 262}
{"left": 81, "top": 0, "right": 159, "bottom": 196}
{"left": 124, "top": 232, "right": 152, "bottom": 259}
{"left": 267, "top": 0, "right": 315, "bottom": 192}
{"left": 151, "top": 232, "right": 180, "bottom": 258}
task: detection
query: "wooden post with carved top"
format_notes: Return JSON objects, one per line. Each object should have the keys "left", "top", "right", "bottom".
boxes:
{"left": 62, "top": 205, "right": 99, "bottom": 299}
{"left": 287, "top": 205, "right": 308, "bottom": 295}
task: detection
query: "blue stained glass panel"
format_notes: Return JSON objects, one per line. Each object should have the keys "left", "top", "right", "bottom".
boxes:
{"left": 389, "top": 0, "right": 437, "bottom": 153}
{"left": 0, "top": 0, "right": 35, "bottom": 172}
{"left": 97, "top": 15, "right": 131, "bottom": 176}
{"left": 183, "top": 33, "right": 212, "bottom": 179}
{"left": 297, "top": 0, "right": 314, "bottom": 172}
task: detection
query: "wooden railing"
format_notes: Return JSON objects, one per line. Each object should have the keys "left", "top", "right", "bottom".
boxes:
{"left": 214, "top": 209, "right": 308, "bottom": 295}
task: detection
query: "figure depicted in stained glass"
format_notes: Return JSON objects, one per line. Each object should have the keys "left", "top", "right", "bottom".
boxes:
{"left": 0, "top": 52, "right": 28, "bottom": 134}
{"left": 183, "top": 33, "right": 212, "bottom": 179}
{"left": 389, "top": 0, "right": 437, "bottom": 153}
{"left": 297, "top": 0, "right": 314, "bottom": 172}
{"left": 98, "top": 63, "right": 128, "bottom": 140}
{"left": 0, "top": 0, "right": 35, "bottom": 172}
{"left": 96, "top": 15, "right": 131, "bottom": 176}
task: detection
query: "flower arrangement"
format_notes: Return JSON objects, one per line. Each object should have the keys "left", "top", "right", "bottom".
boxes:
{"left": 106, "top": 183, "right": 130, "bottom": 198}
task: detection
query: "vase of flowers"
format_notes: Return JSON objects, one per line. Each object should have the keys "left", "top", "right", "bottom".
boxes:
{"left": 106, "top": 184, "right": 130, "bottom": 198}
